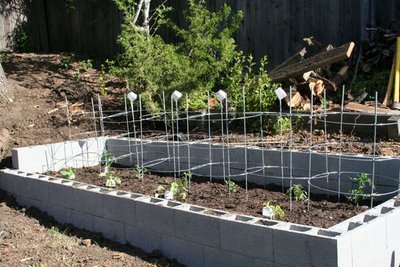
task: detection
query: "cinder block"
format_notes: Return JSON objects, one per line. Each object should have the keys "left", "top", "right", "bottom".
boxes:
{"left": 71, "top": 211, "right": 94, "bottom": 231}
{"left": 203, "top": 246, "right": 254, "bottom": 267}
{"left": 73, "top": 186, "right": 103, "bottom": 217}
{"left": 220, "top": 218, "right": 274, "bottom": 261}
{"left": 349, "top": 215, "right": 387, "bottom": 267}
{"left": 47, "top": 204, "right": 74, "bottom": 225}
{"left": 385, "top": 207, "right": 400, "bottom": 249}
{"left": 125, "top": 224, "right": 162, "bottom": 253}
{"left": 102, "top": 191, "right": 138, "bottom": 224}
{"left": 15, "top": 195, "right": 42, "bottom": 210}
{"left": 174, "top": 208, "right": 220, "bottom": 248}
{"left": 92, "top": 216, "right": 125, "bottom": 244}
{"left": 273, "top": 227, "right": 338, "bottom": 267}
{"left": 47, "top": 180, "right": 74, "bottom": 208}
{"left": 25, "top": 176, "right": 51, "bottom": 202}
{"left": 160, "top": 235, "right": 204, "bottom": 267}
{"left": 135, "top": 198, "right": 175, "bottom": 235}
{"left": 253, "top": 258, "right": 290, "bottom": 267}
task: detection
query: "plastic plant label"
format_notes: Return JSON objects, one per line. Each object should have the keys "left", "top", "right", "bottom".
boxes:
{"left": 274, "top": 87, "right": 287, "bottom": 101}
{"left": 171, "top": 90, "right": 182, "bottom": 101}
{"left": 216, "top": 90, "right": 227, "bottom": 102}
{"left": 165, "top": 190, "right": 174, "bottom": 200}
{"left": 262, "top": 207, "right": 272, "bottom": 218}
{"left": 127, "top": 92, "right": 137, "bottom": 102}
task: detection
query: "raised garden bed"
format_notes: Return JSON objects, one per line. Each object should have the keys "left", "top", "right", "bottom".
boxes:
{"left": 48, "top": 166, "right": 364, "bottom": 228}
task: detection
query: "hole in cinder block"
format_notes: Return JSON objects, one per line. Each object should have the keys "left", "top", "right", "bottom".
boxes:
{"left": 203, "top": 209, "right": 226, "bottom": 217}
{"left": 100, "top": 188, "right": 112, "bottom": 193}
{"left": 38, "top": 175, "right": 47, "bottom": 179}
{"left": 235, "top": 215, "right": 253, "bottom": 222}
{"left": 48, "top": 177, "right": 59, "bottom": 181}
{"left": 150, "top": 198, "right": 163, "bottom": 204}
{"left": 394, "top": 201, "right": 400, "bottom": 207}
{"left": 86, "top": 185, "right": 97, "bottom": 190}
{"left": 317, "top": 230, "right": 341, "bottom": 237}
{"left": 72, "top": 182, "right": 82, "bottom": 187}
{"left": 61, "top": 180, "right": 72, "bottom": 184}
{"left": 17, "top": 171, "right": 25, "bottom": 174}
{"left": 166, "top": 201, "right": 181, "bottom": 207}
{"left": 363, "top": 215, "right": 377, "bottom": 223}
{"left": 130, "top": 193, "right": 142, "bottom": 199}
{"left": 290, "top": 225, "right": 312, "bottom": 232}
{"left": 26, "top": 173, "right": 35, "bottom": 176}
{"left": 189, "top": 206, "right": 205, "bottom": 212}
{"left": 381, "top": 207, "right": 394, "bottom": 214}
{"left": 116, "top": 191, "right": 129, "bottom": 196}
{"left": 255, "top": 220, "right": 278, "bottom": 227}
{"left": 348, "top": 222, "right": 363, "bottom": 231}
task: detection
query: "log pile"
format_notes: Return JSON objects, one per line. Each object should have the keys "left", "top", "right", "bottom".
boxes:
{"left": 270, "top": 42, "right": 355, "bottom": 110}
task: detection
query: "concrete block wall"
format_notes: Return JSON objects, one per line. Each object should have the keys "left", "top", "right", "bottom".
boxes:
{"left": 105, "top": 138, "right": 400, "bottom": 198}
{"left": 1, "top": 169, "right": 400, "bottom": 267}
{"left": 12, "top": 137, "right": 106, "bottom": 173}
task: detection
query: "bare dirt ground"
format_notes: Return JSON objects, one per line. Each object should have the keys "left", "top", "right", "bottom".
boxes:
{"left": 0, "top": 53, "right": 181, "bottom": 267}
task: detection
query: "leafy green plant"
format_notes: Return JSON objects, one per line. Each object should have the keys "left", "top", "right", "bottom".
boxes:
{"left": 273, "top": 116, "right": 291, "bottom": 134}
{"left": 60, "top": 53, "right": 74, "bottom": 70}
{"left": 75, "top": 59, "right": 93, "bottom": 82}
{"left": 348, "top": 172, "right": 374, "bottom": 206}
{"left": 320, "top": 98, "right": 329, "bottom": 109}
{"left": 59, "top": 167, "right": 76, "bottom": 180}
{"left": 263, "top": 201, "right": 285, "bottom": 220}
{"left": 101, "top": 150, "right": 116, "bottom": 169}
{"left": 132, "top": 165, "right": 149, "bottom": 179}
{"left": 99, "top": 171, "right": 122, "bottom": 188}
{"left": 287, "top": 184, "right": 307, "bottom": 202}
{"left": 169, "top": 181, "right": 188, "bottom": 201}
{"left": 181, "top": 171, "right": 192, "bottom": 187}
{"left": 155, "top": 185, "right": 166, "bottom": 198}
{"left": 225, "top": 180, "right": 238, "bottom": 193}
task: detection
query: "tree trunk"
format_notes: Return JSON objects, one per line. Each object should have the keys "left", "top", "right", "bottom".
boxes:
{"left": 0, "top": 62, "right": 11, "bottom": 105}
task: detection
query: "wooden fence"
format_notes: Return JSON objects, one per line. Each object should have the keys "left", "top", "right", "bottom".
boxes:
{"left": 1, "top": 0, "right": 400, "bottom": 67}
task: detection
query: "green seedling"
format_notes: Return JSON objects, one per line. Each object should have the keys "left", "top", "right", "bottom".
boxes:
{"left": 263, "top": 201, "right": 285, "bottom": 220}
{"left": 287, "top": 184, "right": 307, "bottom": 202}
{"left": 273, "top": 116, "right": 291, "bottom": 134}
{"left": 225, "top": 180, "right": 238, "bottom": 193}
{"left": 181, "top": 171, "right": 192, "bottom": 187}
{"left": 59, "top": 167, "right": 76, "bottom": 180}
{"left": 101, "top": 150, "right": 116, "bottom": 169}
{"left": 155, "top": 185, "right": 166, "bottom": 198}
{"left": 132, "top": 165, "right": 149, "bottom": 179}
{"left": 348, "top": 172, "right": 374, "bottom": 206}
{"left": 99, "top": 171, "right": 121, "bottom": 188}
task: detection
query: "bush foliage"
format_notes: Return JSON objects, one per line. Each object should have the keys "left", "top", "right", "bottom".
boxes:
{"left": 113, "top": 0, "right": 277, "bottom": 112}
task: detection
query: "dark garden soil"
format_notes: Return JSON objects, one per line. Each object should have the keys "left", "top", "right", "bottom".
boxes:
{"left": 49, "top": 166, "right": 365, "bottom": 229}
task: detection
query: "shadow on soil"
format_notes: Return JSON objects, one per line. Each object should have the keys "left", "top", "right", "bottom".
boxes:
{"left": 0, "top": 189, "right": 183, "bottom": 267}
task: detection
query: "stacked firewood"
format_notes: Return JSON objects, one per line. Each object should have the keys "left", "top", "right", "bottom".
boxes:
{"left": 269, "top": 42, "right": 355, "bottom": 110}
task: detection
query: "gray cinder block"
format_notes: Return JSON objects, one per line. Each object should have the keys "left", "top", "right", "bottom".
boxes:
{"left": 47, "top": 204, "right": 74, "bottom": 225}
{"left": 73, "top": 185, "right": 104, "bottom": 217}
{"left": 71, "top": 211, "right": 94, "bottom": 231}
{"left": 102, "top": 191, "right": 138, "bottom": 224}
{"left": 92, "top": 216, "right": 125, "bottom": 244}
{"left": 125, "top": 224, "right": 162, "bottom": 253}
{"left": 203, "top": 246, "right": 254, "bottom": 267}
{"left": 47, "top": 179, "right": 74, "bottom": 209}
{"left": 174, "top": 207, "right": 220, "bottom": 248}
{"left": 160, "top": 235, "right": 204, "bottom": 267}
{"left": 220, "top": 217, "right": 274, "bottom": 261}
{"left": 135, "top": 198, "right": 175, "bottom": 236}
{"left": 273, "top": 226, "right": 338, "bottom": 267}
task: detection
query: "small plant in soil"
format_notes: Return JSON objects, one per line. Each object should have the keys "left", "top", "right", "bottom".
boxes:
{"left": 225, "top": 180, "right": 238, "bottom": 193}
{"left": 132, "top": 165, "right": 149, "bottom": 179}
{"left": 170, "top": 179, "right": 188, "bottom": 201}
{"left": 262, "top": 201, "right": 285, "bottom": 220}
{"left": 181, "top": 171, "right": 191, "bottom": 187}
{"left": 99, "top": 171, "right": 122, "bottom": 188}
{"left": 155, "top": 185, "right": 166, "bottom": 198}
{"left": 273, "top": 117, "right": 291, "bottom": 134}
{"left": 348, "top": 172, "right": 374, "bottom": 206}
{"left": 101, "top": 150, "right": 116, "bottom": 171}
{"left": 59, "top": 167, "right": 76, "bottom": 180}
{"left": 287, "top": 184, "right": 307, "bottom": 202}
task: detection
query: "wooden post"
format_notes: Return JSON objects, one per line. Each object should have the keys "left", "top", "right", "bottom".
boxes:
{"left": 383, "top": 57, "right": 395, "bottom": 106}
{"left": 394, "top": 37, "right": 400, "bottom": 109}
